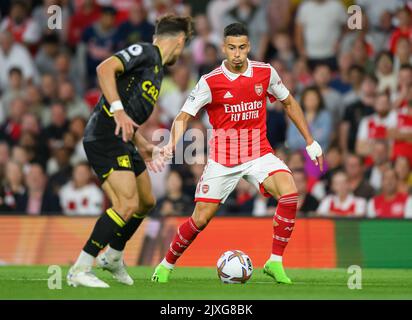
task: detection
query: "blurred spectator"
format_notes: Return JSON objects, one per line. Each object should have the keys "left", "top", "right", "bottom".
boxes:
{"left": 59, "top": 162, "right": 103, "bottom": 216}
{"left": 393, "top": 64, "right": 412, "bottom": 109}
{"left": 197, "top": 43, "right": 221, "bottom": 77}
{"left": 223, "top": 0, "right": 269, "bottom": 60}
{"left": 190, "top": 14, "right": 220, "bottom": 67}
{"left": 367, "top": 168, "right": 412, "bottom": 218}
{"left": 19, "top": 113, "right": 49, "bottom": 167}
{"left": 0, "top": 0, "right": 41, "bottom": 47}
{"left": 317, "top": 171, "right": 367, "bottom": 217}
{"left": 388, "top": 90, "right": 412, "bottom": 165}
{"left": 68, "top": 117, "right": 88, "bottom": 165}
{"left": 67, "top": 0, "right": 102, "bottom": 48}
{"left": 54, "top": 51, "right": 85, "bottom": 96}
{"left": 365, "top": 140, "right": 392, "bottom": 192}
{"left": 153, "top": 170, "right": 194, "bottom": 217}
{"left": 225, "top": 178, "right": 256, "bottom": 215}
{"left": 0, "top": 67, "right": 26, "bottom": 123}
{"left": 266, "top": 101, "right": 287, "bottom": 149}
{"left": 266, "top": 0, "right": 292, "bottom": 34}
{"left": 295, "top": 0, "right": 346, "bottom": 71}
{"left": 115, "top": 1, "right": 154, "bottom": 49}
{"left": 388, "top": 8, "right": 412, "bottom": 54}
{"left": 47, "top": 146, "right": 73, "bottom": 194}
{"left": 344, "top": 153, "right": 375, "bottom": 199}
{"left": 394, "top": 156, "right": 412, "bottom": 194}
{"left": 10, "top": 145, "right": 30, "bottom": 170}
{"left": 286, "top": 86, "right": 332, "bottom": 152}
{"left": 0, "top": 31, "right": 38, "bottom": 91}
{"left": 341, "top": 64, "right": 365, "bottom": 108}
{"left": 0, "top": 161, "right": 26, "bottom": 212}
{"left": 58, "top": 80, "right": 90, "bottom": 120}
{"left": 40, "top": 73, "right": 58, "bottom": 107}
{"left": 340, "top": 74, "right": 377, "bottom": 153}
{"left": 318, "top": 145, "right": 344, "bottom": 194}
{"left": 43, "top": 103, "right": 70, "bottom": 151}
{"left": 393, "top": 37, "right": 412, "bottom": 74}
{"left": 355, "top": 92, "right": 397, "bottom": 159}
{"left": 265, "top": 32, "right": 296, "bottom": 70}
{"left": 158, "top": 65, "right": 196, "bottom": 126}
{"left": 24, "top": 84, "right": 49, "bottom": 126}
{"left": 81, "top": 5, "right": 118, "bottom": 88}
{"left": 0, "top": 97, "right": 27, "bottom": 145}
{"left": 16, "top": 163, "right": 61, "bottom": 215}
{"left": 206, "top": 0, "right": 237, "bottom": 40}
{"left": 375, "top": 51, "right": 397, "bottom": 94}
{"left": 312, "top": 64, "right": 343, "bottom": 121}
{"left": 35, "top": 33, "right": 60, "bottom": 76}
{"left": 293, "top": 169, "right": 319, "bottom": 216}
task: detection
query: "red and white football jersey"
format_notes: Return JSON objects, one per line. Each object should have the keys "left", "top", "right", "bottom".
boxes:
{"left": 181, "top": 59, "right": 289, "bottom": 166}
{"left": 317, "top": 194, "right": 366, "bottom": 217}
{"left": 390, "top": 110, "right": 412, "bottom": 166}
{"left": 367, "top": 193, "right": 412, "bottom": 218}
{"left": 357, "top": 111, "right": 397, "bottom": 141}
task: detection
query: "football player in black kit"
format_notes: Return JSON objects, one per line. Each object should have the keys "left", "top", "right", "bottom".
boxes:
{"left": 67, "top": 14, "right": 192, "bottom": 288}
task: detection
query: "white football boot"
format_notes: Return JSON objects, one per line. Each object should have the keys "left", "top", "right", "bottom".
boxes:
{"left": 67, "top": 265, "right": 110, "bottom": 288}
{"left": 96, "top": 251, "right": 134, "bottom": 286}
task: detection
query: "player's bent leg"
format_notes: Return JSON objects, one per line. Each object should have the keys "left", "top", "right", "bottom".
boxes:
{"left": 152, "top": 201, "right": 220, "bottom": 283}
{"left": 94, "top": 171, "right": 143, "bottom": 285}
{"left": 67, "top": 171, "right": 138, "bottom": 288}
{"left": 262, "top": 172, "right": 298, "bottom": 285}
{"left": 110, "top": 170, "right": 156, "bottom": 250}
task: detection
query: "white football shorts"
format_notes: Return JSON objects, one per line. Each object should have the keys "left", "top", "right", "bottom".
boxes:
{"left": 194, "top": 152, "right": 291, "bottom": 204}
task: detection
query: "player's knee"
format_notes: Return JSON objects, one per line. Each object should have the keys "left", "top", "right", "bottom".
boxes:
{"left": 117, "top": 196, "right": 140, "bottom": 219}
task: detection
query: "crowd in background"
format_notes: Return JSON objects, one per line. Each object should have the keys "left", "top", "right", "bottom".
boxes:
{"left": 0, "top": 0, "right": 411, "bottom": 218}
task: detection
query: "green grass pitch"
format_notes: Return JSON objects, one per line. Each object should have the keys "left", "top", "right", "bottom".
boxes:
{"left": 1, "top": 266, "right": 411, "bottom": 300}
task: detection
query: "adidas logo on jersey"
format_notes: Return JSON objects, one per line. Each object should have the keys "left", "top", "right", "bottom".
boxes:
{"left": 224, "top": 91, "right": 233, "bottom": 99}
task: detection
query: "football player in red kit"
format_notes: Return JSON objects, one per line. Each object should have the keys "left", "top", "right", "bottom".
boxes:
{"left": 152, "top": 23, "right": 324, "bottom": 284}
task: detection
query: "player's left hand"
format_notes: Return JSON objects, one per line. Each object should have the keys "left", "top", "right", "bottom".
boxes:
{"left": 306, "top": 140, "right": 324, "bottom": 172}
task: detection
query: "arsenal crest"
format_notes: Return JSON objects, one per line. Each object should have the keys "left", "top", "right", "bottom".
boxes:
{"left": 255, "top": 83, "right": 263, "bottom": 96}
{"left": 202, "top": 184, "right": 209, "bottom": 194}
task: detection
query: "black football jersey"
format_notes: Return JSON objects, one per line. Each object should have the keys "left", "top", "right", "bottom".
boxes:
{"left": 84, "top": 43, "right": 164, "bottom": 142}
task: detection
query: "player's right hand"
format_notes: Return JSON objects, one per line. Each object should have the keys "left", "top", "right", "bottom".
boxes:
{"left": 113, "top": 110, "right": 139, "bottom": 142}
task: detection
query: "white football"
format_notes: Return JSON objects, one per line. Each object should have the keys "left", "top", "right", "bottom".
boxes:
{"left": 216, "top": 250, "right": 253, "bottom": 284}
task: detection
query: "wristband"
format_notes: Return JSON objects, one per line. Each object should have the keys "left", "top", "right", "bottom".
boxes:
{"left": 305, "top": 140, "right": 323, "bottom": 160}
{"left": 110, "top": 100, "right": 124, "bottom": 112}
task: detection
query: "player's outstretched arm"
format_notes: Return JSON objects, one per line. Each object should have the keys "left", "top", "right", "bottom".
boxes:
{"left": 163, "top": 111, "right": 194, "bottom": 157}
{"left": 281, "top": 94, "right": 324, "bottom": 171}
{"left": 96, "top": 57, "right": 139, "bottom": 142}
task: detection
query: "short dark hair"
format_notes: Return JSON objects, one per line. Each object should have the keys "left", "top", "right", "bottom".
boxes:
{"left": 224, "top": 23, "right": 249, "bottom": 38}
{"left": 155, "top": 14, "right": 193, "bottom": 39}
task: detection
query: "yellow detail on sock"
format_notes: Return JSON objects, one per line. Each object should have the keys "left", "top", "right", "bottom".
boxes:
{"left": 106, "top": 208, "right": 126, "bottom": 227}
{"left": 132, "top": 213, "right": 146, "bottom": 219}
{"left": 91, "top": 239, "right": 104, "bottom": 249}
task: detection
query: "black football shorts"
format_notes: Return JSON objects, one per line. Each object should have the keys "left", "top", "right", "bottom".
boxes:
{"left": 83, "top": 137, "right": 146, "bottom": 183}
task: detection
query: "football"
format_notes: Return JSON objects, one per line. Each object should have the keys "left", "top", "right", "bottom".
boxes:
{"left": 216, "top": 250, "right": 253, "bottom": 284}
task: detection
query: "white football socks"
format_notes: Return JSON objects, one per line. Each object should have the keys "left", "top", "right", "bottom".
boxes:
{"left": 73, "top": 250, "right": 95, "bottom": 268}
{"left": 105, "top": 246, "right": 123, "bottom": 261}
{"left": 269, "top": 254, "right": 283, "bottom": 262}
{"left": 161, "top": 258, "right": 175, "bottom": 270}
